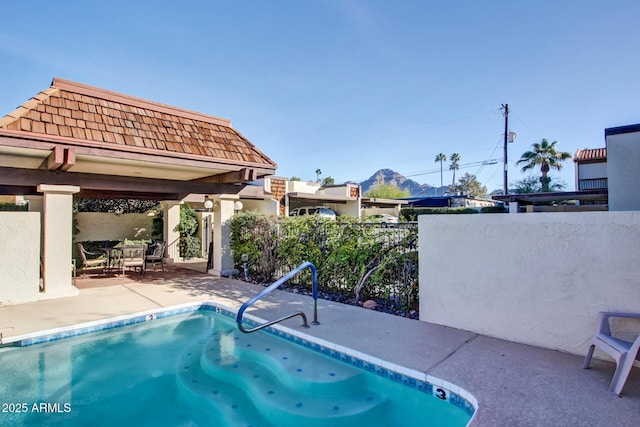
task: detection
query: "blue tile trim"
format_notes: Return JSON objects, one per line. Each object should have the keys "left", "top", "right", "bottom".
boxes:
{"left": 12, "top": 301, "right": 476, "bottom": 418}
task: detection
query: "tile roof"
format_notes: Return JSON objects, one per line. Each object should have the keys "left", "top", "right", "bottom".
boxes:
{"left": 0, "top": 78, "right": 277, "bottom": 169}
{"left": 574, "top": 148, "right": 606, "bottom": 162}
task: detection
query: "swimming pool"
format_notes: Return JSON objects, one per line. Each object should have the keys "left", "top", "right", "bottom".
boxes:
{"left": 0, "top": 303, "right": 475, "bottom": 426}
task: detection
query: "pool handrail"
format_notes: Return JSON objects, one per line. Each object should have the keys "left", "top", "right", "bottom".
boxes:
{"left": 236, "top": 261, "right": 319, "bottom": 333}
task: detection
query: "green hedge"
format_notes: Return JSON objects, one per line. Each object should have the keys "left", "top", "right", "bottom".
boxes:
{"left": 481, "top": 206, "right": 508, "bottom": 213}
{"left": 400, "top": 207, "right": 479, "bottom": 221}
{"left": 230, "top": 213, "right": 419, "bottom": 310}
{"left": 0, "top": 202, "right": 28, "bottom": 211}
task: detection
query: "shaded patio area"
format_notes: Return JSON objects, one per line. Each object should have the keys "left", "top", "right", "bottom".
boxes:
{"left": 74, "top": 261, "right": 210, "bottom": 289}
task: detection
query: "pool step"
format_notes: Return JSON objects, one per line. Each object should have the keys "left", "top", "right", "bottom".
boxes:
{"left": 177, "top": 331, "right": 389, "bottom": 427}
{"left": 177, "top": 345, "right": 270, "bottom": 427}
{"left": 202, "top": 329, "right": 367, "bottom": 394}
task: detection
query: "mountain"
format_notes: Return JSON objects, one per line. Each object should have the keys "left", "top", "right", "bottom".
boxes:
{"left": 359, "top": 169, "right": 445, "bottom": 197}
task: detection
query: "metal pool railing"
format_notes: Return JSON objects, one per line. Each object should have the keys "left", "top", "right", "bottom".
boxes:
{"left": 236, "top": 261, "right": 320, "bottom": 333}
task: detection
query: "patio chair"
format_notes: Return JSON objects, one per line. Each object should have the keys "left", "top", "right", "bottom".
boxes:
{"left": 120, "top": 244, "right": 146, "bottom": 277}
{"left": 145, "top": 241, "right": 167, "bottom": 271}
{"left": 583, "top": 311, "right": 640, "bottom": 396}
{"left": 77, "top": 243, "right": 107, "bottom": 274}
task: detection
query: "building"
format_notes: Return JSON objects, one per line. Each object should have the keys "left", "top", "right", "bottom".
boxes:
{"left": 574, "top": 148, "right": 607, "bottom": 205}
{"left": 605, "top": 123, "right": 640, "bottom": 211}
{"left": 0, "top": 77, "right": 277, "bottom": 304}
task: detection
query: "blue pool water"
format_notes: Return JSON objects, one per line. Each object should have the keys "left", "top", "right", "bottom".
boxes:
{"left": 0, "top": 306, "right": 474, "bottom": 426}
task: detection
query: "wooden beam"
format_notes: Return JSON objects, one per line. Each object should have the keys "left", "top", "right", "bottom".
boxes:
{"left": 36, "top": 146, "right": 76, "bottom": 172}
{"left": 191, "top": 167, "right": 257, "bottom": 184}
{"left": 60, "top": 147, "right": 76, "bottom": 171}
{"left": 39, "top": 146, "right": 65, "bottom": 170}
{"left": 0, "top": 132, "right": 277, "bottom": 173}
{"left": 0, "top": 185, "right": 38, "bottom": 195}
{"left": 0, "top": 166, "right": 246, "bottom": 197}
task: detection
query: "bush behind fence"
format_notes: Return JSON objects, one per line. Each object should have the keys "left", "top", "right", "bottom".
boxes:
{"left": 230, "top": 213, "right": 419, "bottom": 311}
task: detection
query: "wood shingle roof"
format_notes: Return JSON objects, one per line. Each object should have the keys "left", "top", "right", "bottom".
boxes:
{"left": 0, "top": 78, "right": 277, "bottom": 169}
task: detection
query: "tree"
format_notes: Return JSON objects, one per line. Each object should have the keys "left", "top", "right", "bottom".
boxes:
{"left": 516, "top": 139, "right": 571, "bottom": 192}
{"left": 457, "top": 173, "right": 487, "bottom": 197}
{"left": 509, "top": 176, "right": 566, "bottom": 194}
{"left": 434, "top": 153, "right": 447, "bottom": 196}
{"left": 315, "top": 168, "right": 322, "bottom": 183}
{"left": 290, "top": 176, "right": 301, "bottom": 181}
{"left": 321, "top": 176, "right": 335, "bottom": 186}
{"left": 364, "top": 183, "right": 410, "bottom": 199}
{"left": 449, "top": 153, "right": 460, "bottom": 191}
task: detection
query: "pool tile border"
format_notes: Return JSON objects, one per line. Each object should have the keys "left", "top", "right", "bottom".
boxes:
{"left": 1, "top": 301, "right": 477, "bottom": 420}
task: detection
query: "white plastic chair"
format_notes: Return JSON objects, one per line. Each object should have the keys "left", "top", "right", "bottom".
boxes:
{"left": 583, "top": 311, "right": 640, "bottom": 396}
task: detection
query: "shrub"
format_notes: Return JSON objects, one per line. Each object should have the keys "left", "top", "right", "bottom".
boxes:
{"left": 481, "top": 206, "right": 508, "bottom": 213}
{"left": 0, "top": 202, "right": 27, "bottom": 211}
{"left": 179, "top": 203, "right": 201, "bottom": 259}
{"left": 230, "top": 213, "right": 419, "bottom": 311}
{"left": 400, "top": 207, "right": 478, "bottom": 221}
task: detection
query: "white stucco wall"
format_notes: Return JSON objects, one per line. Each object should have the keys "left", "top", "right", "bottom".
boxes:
{"left": 321, "top": 186, "right": 350, "bottom": 197}
{"left": 0, "top": 212, "right": 41, "bottom": 305}
{"left": 241, "top": 199, "right": 279, "bottom": 215}
{"left": 419, "top": 212, "right": 640, "bottom": 356}
{"left": 288, "top": 181, "right": 321, "bottom": 193}
{"left": 606, "top": 129, "right": 640, "bottom": 211}
{"left": 75, "top": 213, "right": 153, "bottom": 242}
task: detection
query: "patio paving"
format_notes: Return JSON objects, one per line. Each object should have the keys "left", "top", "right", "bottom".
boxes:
{"left": 1, "top": 264, "right": 639, "bottom": 426}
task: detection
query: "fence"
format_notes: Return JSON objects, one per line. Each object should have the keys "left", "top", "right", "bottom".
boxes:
{"left": 230, "top": 214, "right": 419, "bottom": 311}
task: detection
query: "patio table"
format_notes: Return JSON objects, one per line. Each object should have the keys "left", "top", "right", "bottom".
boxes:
{"left": 101, "top": 247, "right": 122, "bottom": 274}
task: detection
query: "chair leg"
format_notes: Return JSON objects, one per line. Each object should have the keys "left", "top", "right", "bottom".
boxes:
{"left": 610, "top": 355, "right": 635, "bottom": 396}
{"left": 583, "top": 344, "right": 596, "bottom": 369}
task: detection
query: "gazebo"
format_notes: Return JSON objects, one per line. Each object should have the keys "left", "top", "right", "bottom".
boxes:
{"left": 0, "top": 78, "right": 277, "bottom": 304}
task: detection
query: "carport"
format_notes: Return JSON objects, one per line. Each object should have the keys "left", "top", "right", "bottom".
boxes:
{"left": 0, "top": 78, "right": 276, "bottom": 304}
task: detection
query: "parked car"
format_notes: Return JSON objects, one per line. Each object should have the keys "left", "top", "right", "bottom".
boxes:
{"left": 289, "top": 206, "right": 337, "bottom": 220}
{"left": 366, "top": 214, "right": 399, "bottom": 226}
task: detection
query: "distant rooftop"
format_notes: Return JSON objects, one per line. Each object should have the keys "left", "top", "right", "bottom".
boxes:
{"left": 574, "top": 148, "right": 606, "bottom": 163}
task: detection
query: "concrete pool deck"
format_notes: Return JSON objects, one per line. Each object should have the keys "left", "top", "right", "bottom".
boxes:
{"left": 1, "top": 265, "right": 638, "bottom": 426}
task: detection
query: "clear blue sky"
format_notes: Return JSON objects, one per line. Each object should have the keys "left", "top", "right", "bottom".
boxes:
{"left": 2, "top": 0, "right": 639, "bottom": 193}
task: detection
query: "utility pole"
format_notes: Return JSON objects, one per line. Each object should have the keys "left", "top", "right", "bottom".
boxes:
{"left": 501, "top": 104, "right": 509, "bottom": 195}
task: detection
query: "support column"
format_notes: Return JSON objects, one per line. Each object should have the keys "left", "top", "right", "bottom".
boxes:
{"left": 210, "top": 195, "right": 238, "bottom": 276}
{"left": 161, "top": 201, "right": 181, "bottom": 263}
{"left": 37, "top": 184, "right": 80, "bottom": 300}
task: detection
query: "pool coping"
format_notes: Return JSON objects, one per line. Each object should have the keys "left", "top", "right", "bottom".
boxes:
{"left": 1, "top": 300, "right": 477, "bottom": 423}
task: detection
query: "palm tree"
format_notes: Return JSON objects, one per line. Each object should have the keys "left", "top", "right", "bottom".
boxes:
{"left": 315, "top": 168, "right": 322, "bottom": 183}
{"left": 434, "top": 153, "right": 447, "bottom": 196}
{"left": 449, "top": 153, "right": 460, "bottom": 191}
{"left": 516, "top": 139, "right": 571, "bottom": 192}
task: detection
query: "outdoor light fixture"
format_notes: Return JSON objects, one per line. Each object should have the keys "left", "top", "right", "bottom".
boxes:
{"left": 204, "top": 197, "right": 214, "bottom": 210}
{"left": 234, "top": 201, "right": 244, "bottom": 211}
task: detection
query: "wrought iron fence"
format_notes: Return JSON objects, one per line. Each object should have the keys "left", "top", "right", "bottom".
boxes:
{"left": 230, "top": 214, "right": 419, "bottom": 312}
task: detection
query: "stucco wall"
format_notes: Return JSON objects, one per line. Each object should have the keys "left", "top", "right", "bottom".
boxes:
{"left": 606, "top": 129, "right": 640, "bottom": 211}
{"left": 0, "top": 212, "right": 41, "bottom": 305}
{"left": 419, "top": 212, "right": 640, "bottom": 356}
{"left": 75, "top": 213, "right": 153, "bottom": 242}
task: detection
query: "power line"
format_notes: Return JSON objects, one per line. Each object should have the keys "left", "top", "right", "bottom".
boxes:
{"left": 511, "top": 111, "right": 542, "bottom": 140}
{"left": 404, "top": 159, "right": 501, "bottom": 178}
